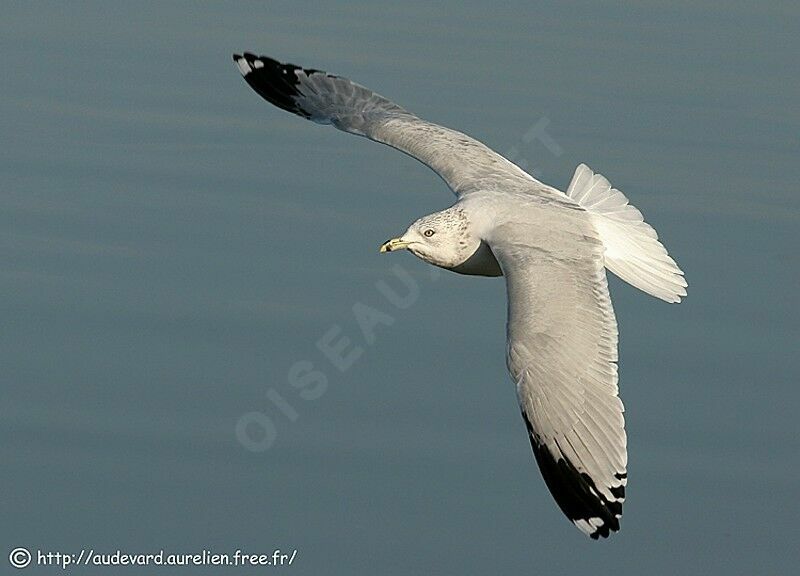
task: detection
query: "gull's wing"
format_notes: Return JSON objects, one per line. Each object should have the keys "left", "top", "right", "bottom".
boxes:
{"left": 233, "top": 53, "right": 543, "bottom": 198}
{"left": 488, "top": 203, "right": 627, "bottom": 539}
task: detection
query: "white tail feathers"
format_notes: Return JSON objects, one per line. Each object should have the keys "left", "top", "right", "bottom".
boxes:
{"left": 567, "top": 164, "right": 687, "bottom": 303}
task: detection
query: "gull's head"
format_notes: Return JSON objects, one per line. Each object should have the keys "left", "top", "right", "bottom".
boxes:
{"left": 379, "top": 207, "right": 477, "bottom": 270}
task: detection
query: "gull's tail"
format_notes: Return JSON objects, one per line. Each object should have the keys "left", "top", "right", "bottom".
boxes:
{"left": 567, "top": 164, "right": 687, "bottom": 303}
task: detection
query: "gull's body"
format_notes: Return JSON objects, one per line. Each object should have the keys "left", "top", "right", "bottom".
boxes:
{"left": 233, "top": 53, "right": 687, "bottom": 539}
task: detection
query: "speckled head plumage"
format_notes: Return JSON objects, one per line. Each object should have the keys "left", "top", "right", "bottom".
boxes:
{"left": 379, "top": 206, "right": 478, "bottom": 270}
{"left": 237, "top": 52, "right": 688, "bottom": 539}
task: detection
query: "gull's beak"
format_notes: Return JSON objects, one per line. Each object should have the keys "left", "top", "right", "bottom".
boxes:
{"left": 379, "top": 237, "right": 410, "bottom": 253}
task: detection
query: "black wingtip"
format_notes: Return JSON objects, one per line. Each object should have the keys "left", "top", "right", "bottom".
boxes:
{"left": 232, "top": 53, "right": 314, "bottom": 119}
{"left": 243, "top": 51, "right": 264, "bottom": 64}
{"left": 521, "top": 411, "right": 622, "bottom": 539}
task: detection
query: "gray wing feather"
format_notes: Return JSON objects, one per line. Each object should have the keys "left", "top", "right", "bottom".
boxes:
{"left": 236, "top": 53, "right": 629, "bottom": 539}
{"left": 234, "top": 53, "right": 538, "bottom": 197}
{"left": 489, "top": 202, "right": 628, "bottom": 539}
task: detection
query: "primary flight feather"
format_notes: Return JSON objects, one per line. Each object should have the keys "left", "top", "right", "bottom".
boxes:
{"left": 233, "top": 52, "right": 686, "bottom": 539}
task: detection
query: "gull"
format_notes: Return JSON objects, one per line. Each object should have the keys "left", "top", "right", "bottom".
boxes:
{"left": 233, "top": 53, "right": 687, "bottom": 539}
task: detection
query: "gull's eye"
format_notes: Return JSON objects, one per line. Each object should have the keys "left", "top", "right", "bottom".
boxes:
{"left": 423, "top": 229, "right": 435, "bottom": 238}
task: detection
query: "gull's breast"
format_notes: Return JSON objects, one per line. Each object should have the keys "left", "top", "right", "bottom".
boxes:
{"left": 451, "top": 240, "right": 503, "bottom": 277}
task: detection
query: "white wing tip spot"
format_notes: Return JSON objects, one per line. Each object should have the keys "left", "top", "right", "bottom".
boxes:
{"left": 573, "top": 517, "right": 606, "bottom": 537}
{"left": 235, "top": 57, "right": 251, "bottom": 76}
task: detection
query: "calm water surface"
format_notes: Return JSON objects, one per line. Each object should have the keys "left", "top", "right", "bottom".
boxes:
{"left": 2, "top": 2, "right": 798, "bottom": 574}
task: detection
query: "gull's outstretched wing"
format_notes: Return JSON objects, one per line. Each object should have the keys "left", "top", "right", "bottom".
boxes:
{"left": 233, "top": 53, "right": 544, "bottom": 198}
{"left": 488, "top": 203, "right": 627, "bottom": 539}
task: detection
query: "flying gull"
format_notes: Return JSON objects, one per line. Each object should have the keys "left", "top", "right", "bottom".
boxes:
{"left": 233, "top": 53, "right": 687, "bottom": 539}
